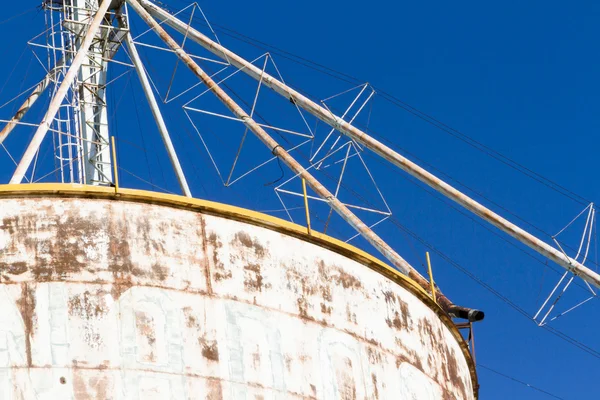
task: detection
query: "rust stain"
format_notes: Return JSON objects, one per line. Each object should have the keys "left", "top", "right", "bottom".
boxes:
{"left": 90, "top": 375, "right": 109, "bottom": 399}
{"left": 207, "top": 378, "right": 223, "bottom": 400}
{"left": 321, "top": 285, "right": 332, "bottom": 302}
{"left": 284, "top": 355, "right": 292, "bottom": 372}
{"left": 4, "top": 262, "right": 27, "bottom": 276}
{"left": 72, "top": 373, "right": 110, "bottom": 398}
{"left": 68, "top": 290, "right": 107, "bottom": 319}
{"left": 243, "top": 263, "right": 264, "bottom": 292}
{"left": 297, "top": 297, "right": 310, "bottom": 320}
{"left": 384, "top": 289, "right": 412, "bottom": 332}
{"left": 385, "top": 311, "right": 405, "bottom": 331}
{"left": 333, "top": 269, "right": 362, "bottom": 290}
{"left": 200, "top": 340, "right": 220, "bottom": 362}
{"left": 233, "top": 231, "right": 267, "bottom": 258}
{"left": 372, "top": 373, "right": 379, "bottom": 399}
{"left": 1, "top": 210, "right": 102, "bottom": 281}
{"left": 418, "top": 318, "right": 436, "bottom": 348}
{"left": 108, "top": 215, "right": 134, "bottom": 300}
{"left": 0, "top": 210, "right": 101, "bottom": 280}
{"left": 382, "top": 290, "right": 396, "bottom": 304}
{"left": 73, "top": 373, "right": 89, "bottom": 398}
{"left": 184, "top": 307, "right": 197, "bottom": 328}
{"left": 336, "top": 357, "right": 357, "bottom": 400}
{"left": 207, "top": 230, "right": 231, "bottom": 282}
{"left": 398, "top": 299, "right": 412, "bottom": 328}
{"left": 184, "top": 306, "right": 220, "bottom": 363}
{"left": 366, "top": 347, "right": 383, "bottom": 365}
{"left": 199, "top": 217, "right": 214, "bottom": 294}
{"left": 16, "top": 283, "right": 35, "bottom": 367}
{"left": 252, "top": 347, "right": 261, "bottom": 369}
{"left": 151, "top": 263, "right": 168, "bottom": 281}
{"left": 135, "top": 311, "right": 157, "bottom": 363}
{"left": 444, "top": 346, "right": 467, "bottom": 400}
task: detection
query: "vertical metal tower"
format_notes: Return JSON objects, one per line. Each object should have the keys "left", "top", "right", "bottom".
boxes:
{"left": 14, "top": 0, "right": 127, "bottom": 185}
{"left": 65, "top": 0, "right": 116, "bottom": 184}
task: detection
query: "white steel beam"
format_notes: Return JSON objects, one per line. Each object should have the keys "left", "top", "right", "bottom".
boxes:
{"left": 137, "top": 0, "right": 600, "bottom": 289}
{"left": 0, "top": 58, "right": 65, "bottom": 145}
{"left": 126, "top": 0, "right": 483, "bottom": 321}
{"left": 0, "top": 76, "right": 52, "bottom": 145}
{"left": 10, "top": 0, "right": 114, "bottom": 185}
{"left": 118, "top": 16, "right": 192, "bottom": 197}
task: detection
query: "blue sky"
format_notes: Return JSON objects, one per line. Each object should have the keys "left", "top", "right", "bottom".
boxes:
{"left": 1, "top": 1, "right": 599, "bottom": 399}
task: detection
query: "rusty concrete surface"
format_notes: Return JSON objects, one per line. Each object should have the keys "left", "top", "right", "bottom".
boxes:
{"left": 0, "top": 196, "right": 475, "bottom": 399}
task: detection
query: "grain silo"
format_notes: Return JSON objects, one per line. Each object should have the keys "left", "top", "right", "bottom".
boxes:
{"left": 0, "top": 185, "right": 477, "bottom": 399}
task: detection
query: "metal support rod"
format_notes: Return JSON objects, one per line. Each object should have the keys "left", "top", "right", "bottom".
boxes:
{"left": 0, "top": 57, "right": 66, "bottom": 145}
{"left": 126, "top": 0, "right": 483, "bottom": 321}
{"left": 137, "top": 0, "right": 600, "bottom": 289}
{"left": 302, "top": 178, "right": 312, "bottom": 235}
{"left": 10, "top": 0, "right": 114, "bottom": 185}
{"left": 470, "top": 322, "right": 476, "bottom": 364}
{"left": 118, "top": 16, "right": 192, "bottom": 197}
{"left": 426, "top": 252, "right": 437, "bottom": 304}
{"left": 111, "top": 136, "right": 119, "bottom": 193}
{"left": 0, "top": 75, "right": 52, "bottom": 145}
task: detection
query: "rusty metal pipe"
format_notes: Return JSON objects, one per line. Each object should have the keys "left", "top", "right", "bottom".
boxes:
{"left": 0, "top": 77, "right": 50, "bottom": 145}
{"left": 126, "top": 0, "right": 482, "bottom": 321}
{"left": 0, "top": 57, "right": 66, "bottom": 145}
{"left": 10, "top": 0, "right": 114, "bottom": 185}
{"left": 0, "top": 62, "right": 63, "bottom": 145}
{"left": 138, "top": 0, "right": 600, "bottom": 290}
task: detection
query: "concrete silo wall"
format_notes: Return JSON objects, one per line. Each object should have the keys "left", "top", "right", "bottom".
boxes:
{"left": 0, "top": 188, "right": 476, "bottom": 399}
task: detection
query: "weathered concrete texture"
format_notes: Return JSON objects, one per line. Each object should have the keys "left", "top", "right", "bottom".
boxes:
{"left": 0, "top": 197, "right": 475, "bottom": 399}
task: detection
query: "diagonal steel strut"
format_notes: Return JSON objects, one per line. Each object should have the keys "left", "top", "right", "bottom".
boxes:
{"left": 117, "top": 14, "right": 192, "bottom": 197}
{"left": 0, "top": 59, "right": 64, "bottom": 145}
{"left": 125, "top": 0, "right": 483, "bottom": 321}
{"left": 136, "top": 0, "right": 600, "bottom": 290}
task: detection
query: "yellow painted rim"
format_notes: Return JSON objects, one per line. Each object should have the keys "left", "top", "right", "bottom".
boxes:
{"left": 0, "top": 183, "right": 478, "bottom": 397}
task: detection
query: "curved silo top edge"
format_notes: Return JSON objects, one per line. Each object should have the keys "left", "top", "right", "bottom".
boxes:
{"left": 0, "top": 183, "right": 478, "bottom": 397}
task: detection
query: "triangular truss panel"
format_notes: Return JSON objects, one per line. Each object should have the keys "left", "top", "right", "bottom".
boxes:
{"left": 183, "top": 53, "right": 316, "bottom": 187}
{"left": 128, "top": 2, "right": 230, "bottom": 104}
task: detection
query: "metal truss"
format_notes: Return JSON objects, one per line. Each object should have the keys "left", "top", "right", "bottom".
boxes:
{"left": 184, "top": 53, "right": 315, "bottom": 187}
{"left": 19, "top": 0, "right": 130, "bottom": 185}
{"left": 130, "top": 1, "right": 230, "bottom": 104}
{"left": 272, "top": 84, "right": 390, "bottom": 241}
{"left": 275, "top": 140, "right": 392, "bottom": 242}
{"left": 534, "top": 203, "right": 597, "bottom": 326}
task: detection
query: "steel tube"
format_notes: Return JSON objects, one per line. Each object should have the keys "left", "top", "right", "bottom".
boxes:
{"left": 127, "top": 0, "right": 482, "bottom": 321}
{"left": 0, "top": 75, "right": 52, "bottom": 145}
{"left": 10, "top": 0, "right": 114, "bottom": 185}
{"left": 0, "top": 57, "right": 66, "bottom": 145}
{"left": 138, "top": 0, "right": 600, "bottom": 289}
{"left": 119, "top": 17, "right": 192, "bottom": 197}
